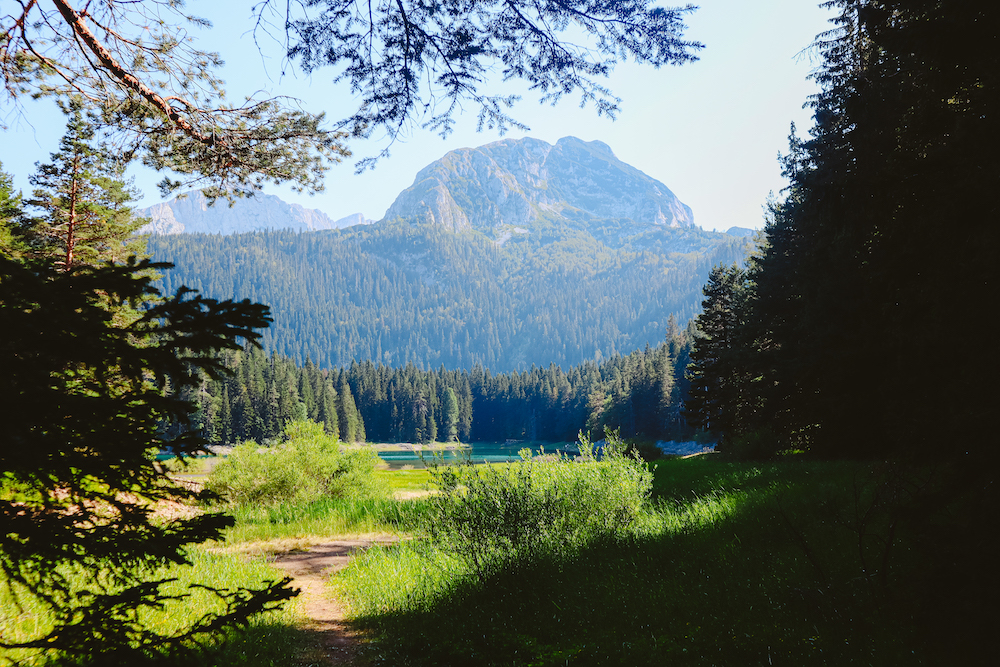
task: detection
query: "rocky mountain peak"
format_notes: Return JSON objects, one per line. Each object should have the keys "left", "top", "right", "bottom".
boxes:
{"left": 139, "top": 190, "right": 369, "bottom": 235}
{"left": 382, "top": 136, "right": 694, "bottom": 233}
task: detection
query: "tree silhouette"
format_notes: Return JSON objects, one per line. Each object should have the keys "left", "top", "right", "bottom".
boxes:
{"left": 0, "top": 254, "right": 291, "bottom": 662}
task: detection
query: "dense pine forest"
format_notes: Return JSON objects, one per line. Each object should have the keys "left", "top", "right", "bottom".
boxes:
{"left": 147, "top": 220, "right": 746, "bottom": 372}
{"left": 183, "top": 318, "right": 695, "bottom": 445}
{"left": 682, "top": 1, "right": 999, "bottom": 464}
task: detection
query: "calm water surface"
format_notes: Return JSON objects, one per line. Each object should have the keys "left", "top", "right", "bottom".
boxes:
{"left": 377, "top": 443, "right": 573, "bottom": 469}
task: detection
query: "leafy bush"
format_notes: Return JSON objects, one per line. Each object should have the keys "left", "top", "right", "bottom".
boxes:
{"left": 426, "top": 432, "right": 652, "bottom": 581}
{"left": 725, "top": 426, "right": 779, "bottom": 460}
{"left": 206, "top": 420, "right": 386, "bottom": 506}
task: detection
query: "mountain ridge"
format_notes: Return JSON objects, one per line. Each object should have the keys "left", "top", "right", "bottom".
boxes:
{"left": 383, "top": 136, "right": 695, "bottom": 235}
{"left": 143, "top": 136, "right": 752, "bottom": 371}
{"left": 139, "top": 136, "right": 712, "bottom": 239}
{"left": 139, "top": 190, "right": 372, "bottom": 235}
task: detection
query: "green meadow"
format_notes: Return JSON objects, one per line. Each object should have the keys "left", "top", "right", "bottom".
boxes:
{"left": 3, "top": 451, "right": 988, "bottom": 666}
{"left": 335, "top": 455, "right": 936, "bottom": 666}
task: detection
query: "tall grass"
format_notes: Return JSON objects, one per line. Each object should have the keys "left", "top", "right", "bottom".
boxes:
{"left": 333, "top": 456, "right": 942, "bottom": 665}
{"left": 420, "top": 436, "right": 653, "bottom": 583}
{"left": 7, "top": 455, "right": 981, "bottom": 665}
{"left": 1, "top": 549, "right": 302, "bottom": 667}
{"left": 2, "top": 464, "right": 435, "bottom": 665}
{"left": 223, "top": 496, "right": 430, "bottom": 544}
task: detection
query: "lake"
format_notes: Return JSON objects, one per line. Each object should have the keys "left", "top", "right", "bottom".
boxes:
{"left": 376, "top": 443, "right": 576, "bottom": 470}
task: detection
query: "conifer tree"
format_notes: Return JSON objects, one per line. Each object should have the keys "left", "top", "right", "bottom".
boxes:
{"left": 685, "top": 264, "right": 755, "bottom": 448}
{"left": 442, "top": 387, "right": 460, "bottom": 442}
{"left": 746, "top": 0, "right": 999, "bottom": 458}
{"left": 0, "top": 254, "right": 289, "bottom": 662}
{"left": 319, "top": 380, "right": 341, "bottom": 438}
{"left": 22, "top": 101, "right": 147, "bottom": 272}
{"left": 337, "top": 374, "right": 364, "bottom": 442}
{"left": 0, "top": 162, "right": 25, "bottom": 258}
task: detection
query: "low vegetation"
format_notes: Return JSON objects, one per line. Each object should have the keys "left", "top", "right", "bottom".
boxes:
{"left": 0, "top": 549, "right": 302, "bottom": 667}
{"left": 5, "top": 444, "right": 989, "bottom": 665}
{"left": 205, "top": 420, "right": 388, "bottom": 507}
{"left": 334, "top": 453, "right": 988, "bottom": 665}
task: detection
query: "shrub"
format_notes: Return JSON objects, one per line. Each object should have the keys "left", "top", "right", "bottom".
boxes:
{"left": 426, "top": 431, "right": 652, "bottom": 581}
{"left": 206, "top": 420, "right": 386, "bottom": 506}
{"left": 726, "top": 427, "right": 780, "bottom": 460}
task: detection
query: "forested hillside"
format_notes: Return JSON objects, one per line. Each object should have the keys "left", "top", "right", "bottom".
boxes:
{"left": 182, "top": 318, "right": 694, "bottom": 445}
{"left": 148, "top": 221, "right": 746, "bottom": 371}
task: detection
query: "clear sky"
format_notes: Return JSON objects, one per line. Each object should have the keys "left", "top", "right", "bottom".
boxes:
{"left": 1, "top": 1, "right": 834, "bottom": 232}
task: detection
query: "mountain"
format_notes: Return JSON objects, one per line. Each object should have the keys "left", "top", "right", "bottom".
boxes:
{"left": 334, "top": 212, "right": 375, "bottom": 228}
{"left": 384, "top": 136, "right": 694, "bottom": 237}
{"left": 146, "top": 136, "right": 752, "bottom": 371}
{"left": 139, "top": 190, "right": 369, "bottom": 235}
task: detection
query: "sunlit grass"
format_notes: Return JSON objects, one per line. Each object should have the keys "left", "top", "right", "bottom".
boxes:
{"left": 5, "top": 460, "right": 961, "bottom": 665}
{"left": 333, "top": 456, "right": 931, "bottom": 665}
{"left": 220, "top": 496, "right": 429, "bottom": 544}
{"left": 333, "top": 543, "right": 466, "bottom": 616}
{"left": 0, "top": 549, "right": 301, "bottom": 667}
{"left": 374, "top": 468, "right": 433, "bottom": 494}
{"left": 2, "top": 468, "right": 439, "bottom": 665}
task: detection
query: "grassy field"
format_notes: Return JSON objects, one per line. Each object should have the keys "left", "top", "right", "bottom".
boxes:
{"left": 3, "top": 454, "right": 991, "bottom": 665}
{"left": 0, "top": 548, "right": 304, "bottom": 667}
{"left": 333, "top": 455, "right": 991, "bottom": 666}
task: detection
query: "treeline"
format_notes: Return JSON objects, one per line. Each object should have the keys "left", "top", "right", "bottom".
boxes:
{"left": 182, "top": 318, "right": 696, "bottom": 445}
{"left": 684, "top": 0, "right": 998, "bottom": 462}
{"left": 147, "top": 220, "right": 746, "bottom": 372}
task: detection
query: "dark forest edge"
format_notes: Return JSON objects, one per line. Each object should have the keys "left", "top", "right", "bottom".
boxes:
{"left": 175, "top": 316, "right": 696, "bottom": 448}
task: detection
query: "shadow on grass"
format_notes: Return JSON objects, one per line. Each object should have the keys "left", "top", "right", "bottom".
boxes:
{"left": 343, "top": 457, "right": 995, "bottom": 666}
{"left": 17, "top": 621, "right": 316, "bottom": 667}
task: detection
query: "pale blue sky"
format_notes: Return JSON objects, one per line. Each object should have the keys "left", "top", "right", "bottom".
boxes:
{"left": 1, "top": 1, "right": 834, "bottom": 232}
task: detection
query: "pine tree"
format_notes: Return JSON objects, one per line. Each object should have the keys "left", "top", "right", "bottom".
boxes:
{"left": 317, "top": 379, "right": 340, "bottom": 438}
{"left": 23, "top": 101, "right": 147, "bottom": 272}
{"left": 747, "top": 0, "right": 1000, "bottom": 459}
{"left": 440, "top": 387, "right": 460, "bottom": 443}
{"left": 685, "top": 264, "right": 755, "bottom": 448}
{"left": 0, "top": 162, "right": 26, "bottom": 259}
{"left": 0, "top": 255, "right": 289, "bottom": 661}
{"left": 337, "top": 374, "right": 364, "bottom": 442}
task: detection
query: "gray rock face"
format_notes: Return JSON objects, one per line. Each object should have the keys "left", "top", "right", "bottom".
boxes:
{"left": 140, "top": 191, "right": 361, "bottom": 235}
{"left": 382, "top": 136, "right": 694, "bottom": 231}
{"left": 334, "top": 212, "right": 375, "bottom": 228}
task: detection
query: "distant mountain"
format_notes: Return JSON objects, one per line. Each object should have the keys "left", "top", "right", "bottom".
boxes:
{"left": 334, "top": 212, "right": 375, "bottom": 228}
{"left": 139, "top": 190, "right": 369, "bottom": 235}
{"left": 146, "top": 136, "right": 753, "bottom": 371}
{"left": 384, "top": 136, "right": 694, "bottom": 237}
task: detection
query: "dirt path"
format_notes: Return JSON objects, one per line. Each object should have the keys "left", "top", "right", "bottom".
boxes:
{"left": 270, "top": 537, "right": 397, "bottom": 666}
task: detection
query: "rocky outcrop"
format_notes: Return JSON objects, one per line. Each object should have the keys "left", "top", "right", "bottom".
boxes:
{"left": 140, "top": 191, "right": 352, "bottom": 235}
{"left": 333, "top": 212, "right": 375, "bottom": 228}
{"left": 382, "top": 136, "right": 694, "bottom": 232}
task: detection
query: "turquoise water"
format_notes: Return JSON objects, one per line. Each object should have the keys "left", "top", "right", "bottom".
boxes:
{"left": 157, "top": 444, "right": 578, "bottom": 471}
{"left": 377, "top": 443, "right": 574, "bottom": 469}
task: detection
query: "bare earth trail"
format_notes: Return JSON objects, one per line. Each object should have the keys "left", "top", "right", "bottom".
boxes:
{"left": 270, "top": 538, "right": 397, "bottom": 666}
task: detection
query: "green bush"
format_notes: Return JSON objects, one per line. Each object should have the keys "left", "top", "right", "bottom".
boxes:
{"left": 205, "top": 420, "right": 386, "bottom": 506}
{"left": 725, "top": 426, "right": 780, "bottom": 460}
{"left": 426, "top": 431, "right": 652, "bottom": 581}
